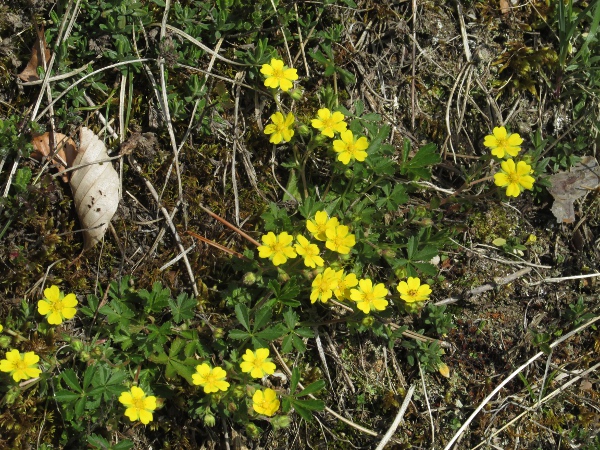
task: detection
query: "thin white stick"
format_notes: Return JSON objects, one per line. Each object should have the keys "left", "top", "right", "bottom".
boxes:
{"left": 527, "top": 272, "right": 600, "bottom": 286}
{"left": 375, "top": 384, "right": 416, "bottom": 450}
{"left": 419, "top": 362, "right": 435, "bottom": 445}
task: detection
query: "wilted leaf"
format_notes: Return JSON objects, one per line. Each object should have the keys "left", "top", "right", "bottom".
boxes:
{"left": 31, "top": 132, "right": 78, "bottom": 182}
{"left": 547, "top": 156, "right": 600, "bottom": 223}
{"left": 18, "top": 25, "right": 51, "bottom": 82}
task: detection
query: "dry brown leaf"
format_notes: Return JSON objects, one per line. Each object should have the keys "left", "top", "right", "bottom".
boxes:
{"left": 547, "top": 156, "right": 600, "bottom": 223}
{"left": 500, "top": 0, "right": 510, "bottom": 15}
{"left": 31, "top": 132, "right": 78, "bottom": 182}
{"left": 70, "top": 128, "right": 120, "bottom": 249}
{"left": 18, "top": 25, "right": 51, "bottom": 82}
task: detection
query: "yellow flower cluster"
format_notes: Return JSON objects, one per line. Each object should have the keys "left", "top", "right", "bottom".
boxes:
{"left": 484, "top": 126, "right": 535, "bottom": 198}
{"left": 0, "top": 285, "right": 81, "bottom": 386}
{"left": 306, "top": 210, "right": 355, "bottom": 254}
{"left": 260, "top": 59, "right": 369, "bottom": 165}
{"left": 311, "top": 108, "right": 369, "bottom": 165}
{"left": 257, "top": 211, "right": 356, "bottom": 267}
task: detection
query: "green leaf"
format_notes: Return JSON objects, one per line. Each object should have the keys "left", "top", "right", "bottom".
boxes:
{"left": 290, "top": 367, "right": 300, "bottom": 393}
{"left": 168, "top": 293, "right": 196, "bottom": 323}
{"left": 54, "top": 390, "right": 80, "bottom": 403}
{"left": 253, "top": 306, "right": 272, "bottom": 332}
{"left": 256, "top": 325, "right": 286, "bottom": 341}
{"left": 298, "top": 380, "right": 325, "bottom": 397}
{"left": 281, "top": 334, "right": 294, "bottom": 353}
{"left": 228, "top": 329, "right": 251, "bottom": 341}
{"left": 75, "top": 397, "right": 86, "bottom": 417}
{"left": 61, "top": 369, "right": 82, "bottom": 393}
{"left": 139, "top": 282, "right": 171, "bottom": 313}
{"left": 13, "top": 167, "right": 31, "bottom": 193}
{"left": 291, "top": 334, "right": 307, "bottom": 353}
{"left": 283, "top": 309, "right": 299, "bottom": 329}
{"left": 169, "top": 337, "right": 187, "bottom": 357}
{"left": 235, "top": 303, "right": 250, "bottom": 331}
{"left": 168, "top": 358, "right": 196, "bottom": 385}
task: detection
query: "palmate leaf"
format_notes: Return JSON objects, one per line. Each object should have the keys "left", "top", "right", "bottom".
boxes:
{"left": 168, "top": 293, "right": 196, "bottom": 323}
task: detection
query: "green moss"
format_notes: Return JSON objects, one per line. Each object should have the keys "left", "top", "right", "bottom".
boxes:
{"left": 468, "top": 204, "right": 520, "bottom": 244}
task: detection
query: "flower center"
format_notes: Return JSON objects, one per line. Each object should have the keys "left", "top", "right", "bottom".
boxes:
{"left": 272, "top": 68, "right": 285, "bottom": 80}
{"left": 363, "top": 292, "right": 374, "bottom": 304}
{"left": 496, "top": 137, "right": 508, "bottom": 149}
{"left": 508, "top": 172, "right": 521, "bottom": 183}
{"left": 207, "top": 372, "right": 219, "bottom": 384}
{"left": 252, "top": 358, "right": 265, "bottom": 369}
{"left": 272, "top": 242, "right": 285, "bottom": 253}
{"left": 132, "top": 397, "right": 145, "bottom": 411}
{"left": 322, "top": 117, "right": 335, "bottom": 129}
{"left": 407, "top": 289, "right": 418, "bottom": 297}
{"left": 15, "top": 360, "right": 28, "bottom": 371}
{"left": 51, "top": 300, "right": 64, "bottom": 312}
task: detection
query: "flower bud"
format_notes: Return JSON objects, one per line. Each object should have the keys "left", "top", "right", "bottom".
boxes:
{"left": 278, "top": 271, "right": 290, "bottom": 283}
{"left": 212, "top": 328, "right": 225, "bottom": 340}
{"left": 71, "top": 339, "right": 84, "bottom": 352}
{"left": 233, "top": 384, "right": 246, "bottom": 399}
{"left": 246, "top": 423, "right": 260, "bottom": 438}
{"left": 297, "top": 124, "right": 310, "bottom": 136}
{"left": 204, "top": 413, "right": 216, "bottom": 427}
{"left": 361, "top": 316, "right": 375, "bottom": 327}
{"left": 243, "top": 272, "right": 257, "bottom": 286}
{"left": 288, "top": 88, "right": 303, "bottom": 101}
{"left": 271, "top": 414, "right": 291, "bottom": 430}
{"left": 0, "top": 335, "right": 12, "bottom": 348}
{"left": 227, "top": 401, "right": 238, "bottom": 413}
{"left": 415, "top": 206, "right": 427, "bottom": 217}
{"left": 395, "top": 267, "right": 408, "bottom": 280}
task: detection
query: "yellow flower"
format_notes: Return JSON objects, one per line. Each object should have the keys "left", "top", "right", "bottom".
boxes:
{"left": 484, "top": 126, "right": 523, "bottom": 159}
{"left": 306, "top": 211, "right": 339, "bottom": 241}
{"left": 264, "top": 112, "right": 295, "bottom": 144}
{"left": 260, "top": 58, "right": 298, "bottom": 92}
{"left": 325, "top": 224, "right": 356, "bottom": 255}
{"left": 0, "top": 324, "right": 3, "bottom": 333}
{"left": 493, "top": 159, "right": 535, "bottom": 198}
{"left": 0, "top": 349, "right": 41, "bottom": 382}
{"left": 240, "top": 348, "right": 277, "bottom": 379}
{"left": 257, "top": 232, "right": 297, "bottom": 266}
{"left": 332, "top": 270, "right": 358, "bottom": 300}
{"left": 311, "top": 108, "right": 347, "bottom": 138}
{"left": 192, "top": 363, "right": 230, "bottom": 393}
{"left": 310, "top": 267, "right": 338, "bottom": 304}
{"left": 252, "top": 388, "right": 280, "bottom": 417}
{"left": 397, "top": 277, "right": 432, "bottom": 303}
{"left": 332, "top": 130, "right": 369, "bottom": 164}
{"left": 37, "top": 285, "right": 78, "bottom": 325}
{"left": 295, "top": 235, "right": 324, "bottom": 268}
{"left": 350, "top": 279, "right": 389, "bottom": 314}
{"left": 119, "top": 386, "right": 157, "bottom": 425}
